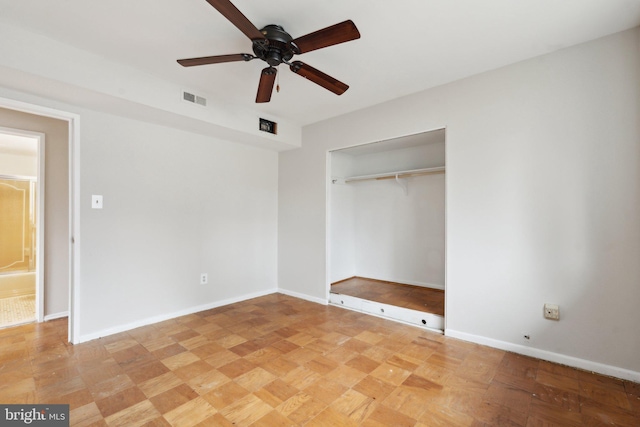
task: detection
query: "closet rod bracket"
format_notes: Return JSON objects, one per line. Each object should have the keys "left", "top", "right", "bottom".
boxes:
{"left": 395, "top": 174, "right": 408, "bottom": 195}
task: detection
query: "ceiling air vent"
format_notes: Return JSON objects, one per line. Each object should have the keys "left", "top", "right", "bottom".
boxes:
{"left": 182, "top": 90, "right": 207, "bottom": 106}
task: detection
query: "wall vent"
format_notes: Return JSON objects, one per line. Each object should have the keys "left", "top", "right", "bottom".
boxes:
{"left": 259, "top": 118, "right": 277, "bottom": 135}
{"left": 182, "top": 91, "right": 207, "bottom": 106}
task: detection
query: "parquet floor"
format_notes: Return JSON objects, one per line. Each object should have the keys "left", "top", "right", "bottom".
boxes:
{"left": 332, "top": 277, "right": 445, "bottom": 316}
{"left": 0, "top": 293, "right": 638, "bottom": 426}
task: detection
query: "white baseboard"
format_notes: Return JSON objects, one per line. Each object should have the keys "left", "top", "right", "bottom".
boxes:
{"left": 44, "top": 311, "right": 69, "bottom": 321}
{"left": 446, "top": 329, "right": 640, "bottom": 383}
{"left": 330, "top": 275, "right": 356, "bottom": 285}
{"left": 277, "top": 288, "right": 328, "bottom": 305}
{"left": 358, "top": 276, "right": 445, "bottom": 291}
{"left": 76, "top": 288, "right": 278, "bottom": 344}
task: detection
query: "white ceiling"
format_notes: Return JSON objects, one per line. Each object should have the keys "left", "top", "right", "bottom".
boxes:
{"left": 0, "top": 0, "right": 639, "bottom": 126}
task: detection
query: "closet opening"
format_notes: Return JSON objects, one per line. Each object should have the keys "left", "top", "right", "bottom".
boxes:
{"left": 328, "top": 128, "right": 446, "bottom": 332}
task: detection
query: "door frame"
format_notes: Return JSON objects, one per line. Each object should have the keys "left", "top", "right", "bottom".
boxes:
{"left": 0, "top": 127, "right": 45, "bottom": 321}
{"left": 0, "top": 96, "right": 80, "bottom": 344}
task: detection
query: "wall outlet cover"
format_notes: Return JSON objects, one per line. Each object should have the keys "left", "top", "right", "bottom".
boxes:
{"left": 544, "top": 303, "right": 559, "bottom": 320}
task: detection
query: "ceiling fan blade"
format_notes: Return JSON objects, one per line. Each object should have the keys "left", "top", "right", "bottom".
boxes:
{"left": 177, "top": 53, "right": 253, "bottom": 67}
{"left": 289, "top": 61, "right": 349, "bottom": 95}
{"left": 204, "top": 0, "right": 266, "bottom": 41}
{"left": 256, "top": 67, "right": 277, "bottom": 103}
{"left": 292, "top": 20, "right": 360, "bottom": 54}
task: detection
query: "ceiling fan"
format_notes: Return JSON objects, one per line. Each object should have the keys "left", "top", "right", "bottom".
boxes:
{"left": 177, "top": 0, "right": 361, "bottom": 103}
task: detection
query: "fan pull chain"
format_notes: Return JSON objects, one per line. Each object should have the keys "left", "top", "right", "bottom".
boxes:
{"left": 276, "top": 68, "right": 280, "bottom": 93}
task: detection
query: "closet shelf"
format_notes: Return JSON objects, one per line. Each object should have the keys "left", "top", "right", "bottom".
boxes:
{"left": 343, "top": 166, "right": 445, "bottom": 183}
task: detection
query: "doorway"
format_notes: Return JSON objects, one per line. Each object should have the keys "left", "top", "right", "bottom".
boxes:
{"left": 328, "top": 128, "right": 446, "bottom": 332}
{"left": 0, "top": 131, "right": 43, "bottom": 327}
{"left": 0, "top": 97, "right": 80, "bottom": 344}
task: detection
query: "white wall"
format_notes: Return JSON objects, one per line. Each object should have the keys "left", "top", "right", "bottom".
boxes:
{"left": 353, "top": 173, "right": 445, "bottom": 288}
{"left": 77, "top": 109, "right": 278, "bottom": 340}
{"left": 0, "top": 88, "right": 279, "bottom": 342}
{"left": 279, "top": 28, "right": 640, "bottom": 380}
{"left": 350, "top": 143, "right": 446, "bottom": 176}
{"left": 329, "top": 152, "right": 356, "bottom": 283}
{"left": 0, "top": 108, "right": 69, "bottom": 317}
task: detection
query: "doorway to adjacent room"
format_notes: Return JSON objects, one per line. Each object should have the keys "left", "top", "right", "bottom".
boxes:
{"left": 0, "top": 130, "right": 43, "bottom": 327}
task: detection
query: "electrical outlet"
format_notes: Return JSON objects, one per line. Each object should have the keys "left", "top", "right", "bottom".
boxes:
{"left": 200, "top": 273, "right": 208, "bottom": 285}
{"left": 544, "top": 303, "right": 559, "bottom": 320}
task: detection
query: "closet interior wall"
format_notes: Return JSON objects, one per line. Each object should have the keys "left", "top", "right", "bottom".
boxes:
{"left": 330, "top": 132, "right": 446, "bottom": 291}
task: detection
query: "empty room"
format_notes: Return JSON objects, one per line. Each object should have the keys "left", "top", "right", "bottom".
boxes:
{"left": 0, "top": 0, "right": 639, "bottom": 425}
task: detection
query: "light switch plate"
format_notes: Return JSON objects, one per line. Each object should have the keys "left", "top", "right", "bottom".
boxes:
{"left": 92, "top": 195, "right": 103, "bottom": 209}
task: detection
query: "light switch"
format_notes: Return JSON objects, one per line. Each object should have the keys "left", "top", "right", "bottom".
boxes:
{"left": 92, "top": 195, "right": 103, "bottom": 209}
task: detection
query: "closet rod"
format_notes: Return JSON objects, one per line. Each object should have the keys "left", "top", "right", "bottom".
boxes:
{"left": 344, "top": 166, "right": 445, "bottom": 183}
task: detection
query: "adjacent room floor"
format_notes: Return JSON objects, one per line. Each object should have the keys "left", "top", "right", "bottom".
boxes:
{"left": 331, "top": 277, "right": 445, "bottom": 316}
{"left": 0, "top": 293, "right": 638, "bottom": 426}
{"left": 0, "top": 272, "right": 36, "bottom": 328}
{"left": 0, "top": 294, "right": 35, "bottom": 328}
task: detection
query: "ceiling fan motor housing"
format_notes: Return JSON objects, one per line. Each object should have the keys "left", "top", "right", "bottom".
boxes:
{"left": 253, "top": 25, "right": 297, "bottom": 66}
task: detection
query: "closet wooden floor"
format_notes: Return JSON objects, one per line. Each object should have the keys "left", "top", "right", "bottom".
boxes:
{"left": 1, "top": 293, "right": 638, "bottom": 426}
{"left": 331, "top": 277, "right": 445, "bottom": 316}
